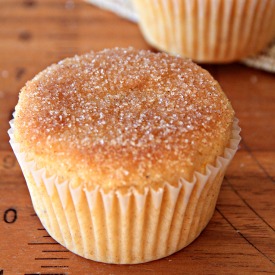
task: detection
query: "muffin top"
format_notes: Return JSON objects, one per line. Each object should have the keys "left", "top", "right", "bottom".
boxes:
{"left": 14, "top": 48, "right": 234, "bottom": 191}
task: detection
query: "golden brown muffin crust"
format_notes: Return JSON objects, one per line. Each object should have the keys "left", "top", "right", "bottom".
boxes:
{"left": 14, "top": 48, "right": 234, "bottom": 190}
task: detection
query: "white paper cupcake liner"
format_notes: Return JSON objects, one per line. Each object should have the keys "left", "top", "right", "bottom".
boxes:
{"left": 132, "top": 0, "right": 275, "bottom": 63}
{"left": 8, "top": 118, "right": 241, "bottom": 264}
{"left": 86, "top": 0, "right": 275, "bottom": 69}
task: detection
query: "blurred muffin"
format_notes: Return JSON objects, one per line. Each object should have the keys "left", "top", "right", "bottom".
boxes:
{"left": 133, "top": 0, "right": 275, "bottom": 63}
{"left": 9, "top": 48, "right": 241, "bottom": 264}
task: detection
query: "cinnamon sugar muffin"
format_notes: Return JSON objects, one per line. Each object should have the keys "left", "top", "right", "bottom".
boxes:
{"left": 9, "top": 48, "right": 241, "bottom": 264}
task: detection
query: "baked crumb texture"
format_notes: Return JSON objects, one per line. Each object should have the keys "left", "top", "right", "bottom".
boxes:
{"left": 14, "top": 48, "right": 234, "bottom": 190}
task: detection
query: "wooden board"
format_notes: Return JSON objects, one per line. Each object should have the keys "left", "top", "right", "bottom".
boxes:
{"left": 0, "top": 1, "right": 274, "bottom": 274}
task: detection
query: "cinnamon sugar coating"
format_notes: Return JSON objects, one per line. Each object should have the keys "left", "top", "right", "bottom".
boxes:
{"left": 14, "top": 48, "right": 234, "bottom": 190}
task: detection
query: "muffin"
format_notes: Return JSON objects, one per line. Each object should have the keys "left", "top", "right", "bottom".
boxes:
{"left": 9, "top": 48, "right": 241, "bottom": 264}
{"left": 133, "top": 0, "right": 275, "bottom": 63}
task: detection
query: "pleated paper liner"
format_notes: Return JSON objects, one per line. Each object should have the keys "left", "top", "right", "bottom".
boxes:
{"left": 8, "top": 118, "right": 241, "bottom": 264}
{"left": 132, "top": 0, "right": 275, "bottom": 63}
{"left": 86, "top": 0, "right": 275, "bottom": 67}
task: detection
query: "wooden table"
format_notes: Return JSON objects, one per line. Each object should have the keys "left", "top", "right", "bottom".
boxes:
{"left": 0, "top": 1, "right": 274, "bottom": 274}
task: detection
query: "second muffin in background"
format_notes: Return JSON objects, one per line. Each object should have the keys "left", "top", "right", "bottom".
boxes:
{"left": 133, "top": 0, "right": 275, "bottom": 63}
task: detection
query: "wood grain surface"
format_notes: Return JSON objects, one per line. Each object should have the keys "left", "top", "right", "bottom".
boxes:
{"left": 0, "top": 0, "right": 274, "bottom": 274}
